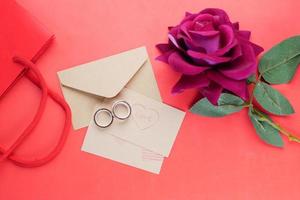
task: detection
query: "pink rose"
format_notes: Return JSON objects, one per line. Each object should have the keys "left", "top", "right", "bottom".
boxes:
{"left": 156, "top": 8, "right": 263, "bottom": 104}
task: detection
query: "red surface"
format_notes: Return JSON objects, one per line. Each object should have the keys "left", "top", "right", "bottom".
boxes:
{"left": 1, "top": 0, "right": 300, "bottom": 199}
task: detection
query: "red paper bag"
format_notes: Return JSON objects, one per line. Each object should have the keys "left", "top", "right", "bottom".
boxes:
{"left": 0, "top": 0, "right": 71, "bottom": 167}
{"left": 0, "top": 0, "right": 54, "bottom": 97}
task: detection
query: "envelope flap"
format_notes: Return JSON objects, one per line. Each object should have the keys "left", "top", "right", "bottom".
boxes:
{"left": 58, "top": 47, "right": 148, "bottom": 98}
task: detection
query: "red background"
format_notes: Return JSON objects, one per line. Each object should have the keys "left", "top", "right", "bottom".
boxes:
{"left": 1, "top": 0, "right": 300, "bottom": 199}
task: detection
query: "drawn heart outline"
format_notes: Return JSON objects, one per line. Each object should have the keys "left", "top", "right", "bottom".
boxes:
{"left": 131, "top": 104, "right": 159, "bottom": 130}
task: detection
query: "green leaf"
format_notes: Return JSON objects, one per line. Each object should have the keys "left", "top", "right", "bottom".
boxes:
{"left": 190, "top": 93, "right": 245, "bottom": 117}
{"left": 254, "top": 82, "right": 294, "bottom": 115}
{"left": 259, "top": 35, "right": 300, "bottom": 84}
{"left": 247, "top": 74, "right": 257, "bottom": 84}
{"left": 249, "top": 109, "right": 283, "bottom": 147}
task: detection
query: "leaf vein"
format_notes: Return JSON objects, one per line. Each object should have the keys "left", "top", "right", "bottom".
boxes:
{"left": 260, "top": 53, "right": 300, "bottom": 75}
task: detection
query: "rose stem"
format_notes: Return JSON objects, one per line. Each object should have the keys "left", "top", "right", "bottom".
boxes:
{"left": 247, "top": 75, "right": 300, "bottom": 144}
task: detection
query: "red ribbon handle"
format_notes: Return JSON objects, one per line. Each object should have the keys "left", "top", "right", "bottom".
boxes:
{"left": 0, "top": 56, "right": 71, "bottom": 167}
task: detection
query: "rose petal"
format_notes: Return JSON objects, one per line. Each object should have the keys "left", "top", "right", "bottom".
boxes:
{"left": 156, "top": 43, "right": 172, "bottom": 53}
{"left": 201, "top": 82, "right": 223, "bottom": 105}
{"left": 207, "top": 71, "right": 248, "bottom": 99}
{"left": 192, "top": 14, "right": 215, "bottom": 31}
{"left": 215, "top": 39, "right": 237, "bottom": 56}
{"left": 187, "top": 31, "right": 221, "bottom": 53}
{"left": 185, "top": 12, "right": 193, "bottom": 17}
{"left": 238, "top": 30, "right": 251, "bottom": 40}
{"left": 168, "top": 34, "right": 186, "bottom": 52}
{"left": 169, "top": 26, "right": 180, "bottom": 37}
{"left": 233, "top": 22, "right": 239, "bottom": 30}
{"left": 219, "top": 24, "right": 235, "bottom": 48}
{"left": 168, "top": 26, "right": 174, "bottom": 31}
{"left": 180, "top": 34, "right": 207, "bottom": 52}
{"left": 189, "top": 30, "right": 219, "bottom": 37}
{"left": 195, "top": 22, "right": 215, "bottom": 32}
{"left": 250, "top": 41, "right": 264, "bottom": 56}
{"left": 168, "top": 52, "right": 210, "bottom": 75}
{"left": 219, "top": 43, "right": 257, "bottom": 80}
{"left": 187, "top": 50, "right": 231, "bottom": 65}
{"left": 200, "top": 8, "right": 230, "bottom": 24}
{"left": 168, "top": 34, "right": 181, "bottom": 49}
{"left": 230, "top": 44, "right": 243, "bottom": 60}
{"left": 239, "top": 37, "right": 264, "bottom": 56}
{"left": 172, "top": 73, "right": 210, "bottom": 93}
{"left": 183, "top": 29, "right": 220, "bottom": 53}
{"left": 180, "top": 12, "right": 198, "bottom": 24}
{"left": 156, "top": 50, "right": 174, "bottom": 63}
{"left": 209, "top": 25, "right": 237, "bottom": 56}
{"left": 193, "top": 13, "right": 214, "bottom": 23}
{"left": 180, "top": 21, "right": 193, "bottom": 39}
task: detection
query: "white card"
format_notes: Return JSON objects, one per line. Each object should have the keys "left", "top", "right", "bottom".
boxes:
{"left": 100, "top": 88, "right": 186, "bottom": 157}
{"left": 81, "top": 88, "right": 185, "bottom": 173}
{"left": 82, "top": 120, "right": 164, "bottom": 174}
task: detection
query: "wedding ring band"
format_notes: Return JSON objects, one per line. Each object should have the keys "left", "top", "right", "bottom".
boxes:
{"left": 112, "top": 100, "right": 132, "bottom": 120}
{"left": 94, "top": 108, "right": 114, "bottom": 128}
{"left": 94, "top": 101, "right": 131, "bottom": 128}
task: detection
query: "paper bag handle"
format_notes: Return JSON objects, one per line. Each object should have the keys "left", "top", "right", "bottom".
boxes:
{"left": 0, "top": 56, "right": 71, "bottom": 167}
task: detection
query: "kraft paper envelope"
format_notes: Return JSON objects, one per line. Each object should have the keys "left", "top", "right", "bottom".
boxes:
{"left": 57, "top": 46, "right": 161, "bottom": 130}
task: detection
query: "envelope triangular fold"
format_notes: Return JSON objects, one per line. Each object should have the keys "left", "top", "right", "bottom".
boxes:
{"left": 58, "top": 46, "right": 148, "bottom": 98}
